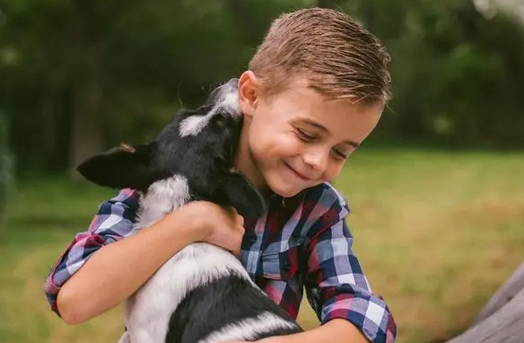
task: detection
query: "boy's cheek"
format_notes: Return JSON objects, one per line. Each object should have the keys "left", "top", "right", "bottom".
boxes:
{"left": 239, "top": 99, "right": 256, "bottom": 119}
{"left": 324, "top": 164, "right": 345, "bottom": 183}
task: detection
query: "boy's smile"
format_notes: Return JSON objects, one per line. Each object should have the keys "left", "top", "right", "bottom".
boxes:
{"left": 236, "top": 72, "right": 383, "bottom": 198}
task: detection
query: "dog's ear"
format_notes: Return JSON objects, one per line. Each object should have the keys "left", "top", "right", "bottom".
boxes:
{"left": 77, "top": 143, "right": 156, "bottom": 190}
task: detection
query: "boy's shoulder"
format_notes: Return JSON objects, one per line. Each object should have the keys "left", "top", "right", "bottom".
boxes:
{"left": 305, "top": 182, "right": 349, "bottom": 207}
{"left": 277, "top": 183, "right": 350, "bottom": 240}
{"left": 299, "top": 182, "right": 350, "bottom": 221}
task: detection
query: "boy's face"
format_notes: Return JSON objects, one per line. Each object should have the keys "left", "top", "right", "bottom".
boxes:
{"left": 237, "top": 72, "right": 382, "bottom": 198}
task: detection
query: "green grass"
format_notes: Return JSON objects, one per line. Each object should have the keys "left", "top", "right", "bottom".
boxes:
{"left": 1, "top": 149, "right": 524, "bottom": 343}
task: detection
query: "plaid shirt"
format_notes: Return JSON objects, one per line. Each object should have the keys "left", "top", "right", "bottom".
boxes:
{"left": 44, "top": 183, "right": 397, "bottom": 343}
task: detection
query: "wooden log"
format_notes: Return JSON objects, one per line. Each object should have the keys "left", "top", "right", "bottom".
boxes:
{"left": 473, "top": 260, "right": 524, "bottom": 326}
{"left": 444, "top": 285, "right": 524, "bottom": 343}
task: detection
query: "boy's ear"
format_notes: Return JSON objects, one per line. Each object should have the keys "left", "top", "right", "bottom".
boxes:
{"left": 238, "top": 71, "right": 259, "bottom": 119}
{"left": 77, "top": 144, "right": 155, "bottom": 190}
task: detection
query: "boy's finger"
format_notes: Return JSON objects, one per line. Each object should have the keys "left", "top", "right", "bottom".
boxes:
{"left": 237, "top": 225, "right": 245, "bottom": 236}
{"left": 223, "top": 206, "right": 238, "bottom": 217}
{"left": 231, "top": 245, "right": 240, "bottom": 256}
{"left": 235, "top": 214, "right": 245, "bottom": 227}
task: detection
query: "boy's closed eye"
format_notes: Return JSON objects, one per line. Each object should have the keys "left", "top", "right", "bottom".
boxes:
{"left": 294, "top": 127, "right": 351, "bottom": 160}
{"left": 295, "top": 127, "right": 317, "bottom": 142}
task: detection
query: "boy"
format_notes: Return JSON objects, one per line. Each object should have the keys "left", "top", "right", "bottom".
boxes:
{"left": 45, "top": 7, "right": 396, "bottom": 343}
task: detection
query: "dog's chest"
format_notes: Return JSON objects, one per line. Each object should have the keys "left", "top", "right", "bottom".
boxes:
{"left": 134, "top": 175, "right": 191, "bottom": 231}
{"left": 125, "top": 243, "right": 253, "bottom": 343}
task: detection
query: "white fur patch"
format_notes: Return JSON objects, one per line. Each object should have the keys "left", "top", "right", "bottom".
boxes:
{"left": 197, "top": 311, "right": 299, "bottom": 343}
{"left": 125, "top": 243, "right": 254, "bottom": 343}
{"left": 179, "top": 115, "right": 211, "bottom": 137}
{"left": 179, "top": 83, "right": 240, "bottom": 137}
{"left": 219, "top": 89, "right": 240, "bottom": 116}
{"left": 116, "top": 332, "right": 131, "bottom": 343}
{"left": 122, "top": 173, "right": 260, "bottom": 343}
{"left": 134, "top": 175, "right": 190, "bottom": 231}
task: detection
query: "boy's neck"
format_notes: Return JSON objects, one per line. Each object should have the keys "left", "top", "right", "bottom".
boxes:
{"left": 234, "top": 122, "right": 273, "bottom": 198}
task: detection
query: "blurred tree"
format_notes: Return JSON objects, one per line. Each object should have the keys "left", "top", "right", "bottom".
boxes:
{"left": 0, "top": 112, "right": 12, "bottom": 221}
{"left": 338, "top": 0, "right": 524, "bottom": 148}
{"left": 474, "top": 0, "right": 524, "bottom": 23}
{"left": 0, "top": 0, "right": 523, "bottom": 178}
{"left": 0, "top": 0, "right": 310, "bottom": 176}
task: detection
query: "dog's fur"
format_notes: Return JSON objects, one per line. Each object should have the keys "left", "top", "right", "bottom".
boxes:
{"left": 77, "top": 79, "right": 303, "bottom": 343}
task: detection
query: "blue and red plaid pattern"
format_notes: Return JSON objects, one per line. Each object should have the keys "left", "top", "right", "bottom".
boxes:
{"left": 44, "top": 183, "right": 397, "bottom": 343}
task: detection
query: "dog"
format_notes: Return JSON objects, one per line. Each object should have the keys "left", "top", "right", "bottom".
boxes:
{"left": 77, "top": 79, "right": 303, "bottom": 343}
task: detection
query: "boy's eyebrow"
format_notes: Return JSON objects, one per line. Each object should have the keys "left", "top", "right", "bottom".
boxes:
{"left": 297, "top": 118, "right": 361, "bottom": 148}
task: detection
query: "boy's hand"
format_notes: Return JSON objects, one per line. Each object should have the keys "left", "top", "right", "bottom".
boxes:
{"left": 180, "top": 201, "right": 246, "bottom": 255}
{"left": 222, "top": 338, "right": 282, "bottom": 343}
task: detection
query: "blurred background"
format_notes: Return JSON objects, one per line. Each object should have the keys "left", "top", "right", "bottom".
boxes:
{"left": 0, "top": 0, "right": 523, "bottom": 342}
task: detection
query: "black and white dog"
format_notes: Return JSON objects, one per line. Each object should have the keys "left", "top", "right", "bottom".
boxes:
{"left": 77, "top": 79, "right": 303, "bottom": 343}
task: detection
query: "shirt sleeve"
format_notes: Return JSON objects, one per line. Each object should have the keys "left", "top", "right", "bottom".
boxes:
{"left": 43, "top": 188, "right": 139, "bottom": 316}
{"left": 303, "top": 194, "right": 397, "bottom": 343}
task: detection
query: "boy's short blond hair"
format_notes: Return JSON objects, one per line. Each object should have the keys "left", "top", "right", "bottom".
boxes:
{"left": 249, "top": 7, "right": 391, "bottom": 106}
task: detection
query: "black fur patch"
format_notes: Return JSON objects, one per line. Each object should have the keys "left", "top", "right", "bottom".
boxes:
{"left": 166, "top": 273, "right": 302, "bottom": 343}
{"left": 76, "top": 143, "right": 158, "bottom": 191}
{"left": 77, "top": 80, "right": 298, "bottom": 342}
{"left": 77, "top": 84, "right": 266, "bottom": 219}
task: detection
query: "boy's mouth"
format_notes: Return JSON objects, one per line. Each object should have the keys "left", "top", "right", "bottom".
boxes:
{"left": 283, "top": 162, "right": 312, "bottom": 182}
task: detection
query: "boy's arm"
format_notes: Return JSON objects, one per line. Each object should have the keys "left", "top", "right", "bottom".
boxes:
{"left": 44, "top": 188, "right": 139, "bottom": 315}
{"left": 301, "top": 202, "right": 397, "bottom": 343}
{"left": 227, "top": 193, "right": 396, "bottom": 343}
{"left": 45, "top": 189, "right": 245, "bottom": 324}
{"left": 226, "top": 319, "right": 367, "bottom": 343}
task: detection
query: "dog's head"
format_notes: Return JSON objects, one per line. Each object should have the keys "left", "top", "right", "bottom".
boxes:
{"left": 77, "top": 79, "right": 244, "bottom": 192}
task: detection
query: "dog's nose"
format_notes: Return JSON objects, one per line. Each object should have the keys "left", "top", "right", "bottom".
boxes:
{"left": 216, "top": 79, "right": 238, "bottom": 98}
{"left": 204, "top": 79, "right": 238, "bottom": 107}
{"left": 224, "top": 78, "right": 238, "bottom": 88}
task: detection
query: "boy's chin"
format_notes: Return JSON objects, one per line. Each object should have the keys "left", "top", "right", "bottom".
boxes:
{"left": 265, "top": 178, "right": 308, "bottom": 198}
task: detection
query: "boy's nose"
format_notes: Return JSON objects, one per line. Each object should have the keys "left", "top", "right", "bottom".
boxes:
{"left": 302, "top": 148, "right": 328, "bottom": 175}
